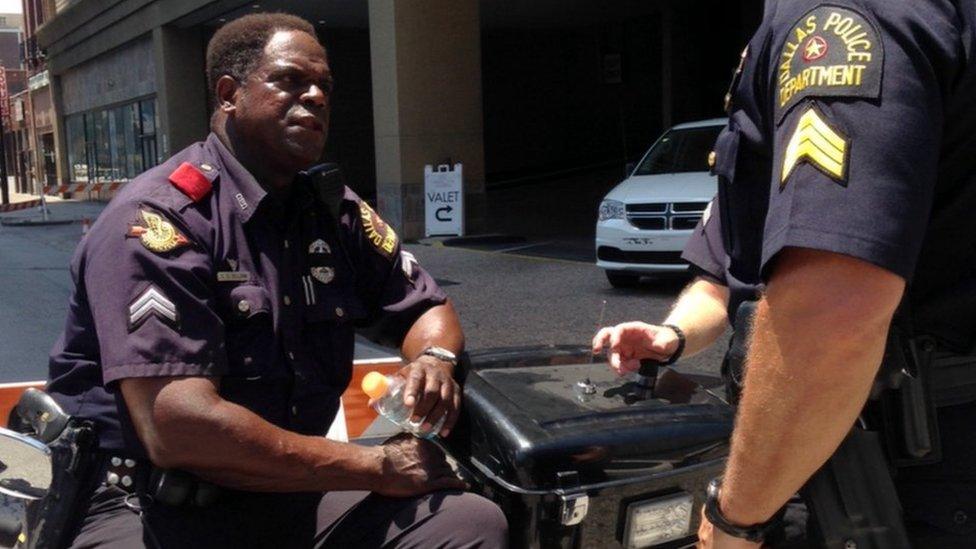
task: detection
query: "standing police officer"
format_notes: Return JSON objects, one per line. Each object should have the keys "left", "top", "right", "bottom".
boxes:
{"left": 691, "top": 0, "right": 976, "bottom": 547}
{"left": 43, "top": 13, "right": 506, "bottom": 548}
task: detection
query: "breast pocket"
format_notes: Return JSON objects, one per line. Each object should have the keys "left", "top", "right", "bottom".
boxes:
{"left": 713, "top": 123, "right": 769, "bottom": 281}
{"left": 222, "top": 284, "right": 276, "bottom": 378}
{"left": 303, "top": 283, "right": 367, "bottom": 391}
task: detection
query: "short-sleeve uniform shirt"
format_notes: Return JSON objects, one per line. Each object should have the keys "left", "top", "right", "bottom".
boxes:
{"left": 716, "top": 0, "right": 976, "bottom": 350}
{"left": 681, "top": 196, "right": 761, "bottom": 320}
{"left": 47, "top": 134, "right": 446, "bottom": 455}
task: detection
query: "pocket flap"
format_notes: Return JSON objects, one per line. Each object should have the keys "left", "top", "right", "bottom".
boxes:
{"left": 711, "top": 126, "right": 740, "bottom": 181}
{"left": 229, "top": 285, "right": 272, "bottom": 319}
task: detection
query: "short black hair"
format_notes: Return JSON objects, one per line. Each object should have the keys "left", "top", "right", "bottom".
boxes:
{"left": 206, "top": 13, "right": 318, "bottom": 98}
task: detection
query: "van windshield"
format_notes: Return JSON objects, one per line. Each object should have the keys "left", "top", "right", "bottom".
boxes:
{"left": 634, "top": 125, "right": 724, "bottom": 175}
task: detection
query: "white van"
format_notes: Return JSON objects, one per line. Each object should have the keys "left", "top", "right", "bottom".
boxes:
{"left": 595, "top": 118, "right": 725, "bottom": 287}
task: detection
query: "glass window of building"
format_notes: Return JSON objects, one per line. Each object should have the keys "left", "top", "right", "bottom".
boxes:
{"left": 62, "top": 97, "right": 160, "bottom": 183}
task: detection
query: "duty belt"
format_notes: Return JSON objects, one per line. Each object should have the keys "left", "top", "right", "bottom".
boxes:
{"left": 96, "top": 454, "right": 223, "bottom": 507}
{"left": 927, "top": 353, "right": 976, "bottom": 407}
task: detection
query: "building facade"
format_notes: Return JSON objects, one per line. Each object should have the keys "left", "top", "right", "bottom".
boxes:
{"left": 36, "top": 0, "right": 759, "bottom": 237}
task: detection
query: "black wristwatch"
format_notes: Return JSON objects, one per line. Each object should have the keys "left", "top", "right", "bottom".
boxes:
{"left": 661, "top": 323, "right": 686, "bottom": 366}
{"left": 704, "top": 477, "right": 784, "bottom": 543}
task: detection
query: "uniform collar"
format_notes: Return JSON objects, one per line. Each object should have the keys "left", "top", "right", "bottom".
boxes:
{"left": 205, "top": 133, "right": 268, "bottom": 225}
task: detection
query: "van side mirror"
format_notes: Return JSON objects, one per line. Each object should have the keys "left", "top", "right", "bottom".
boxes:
{"left": 0, "top": 426, "right": 51, "bottom": 500}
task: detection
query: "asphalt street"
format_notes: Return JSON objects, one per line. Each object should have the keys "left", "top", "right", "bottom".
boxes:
{"left": 0, "top": 200, "right": 727, "bottom": 383}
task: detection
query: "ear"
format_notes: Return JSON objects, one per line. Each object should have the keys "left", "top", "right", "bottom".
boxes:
{"left": 215, "top": 75, "right": 239, "bottom": 114}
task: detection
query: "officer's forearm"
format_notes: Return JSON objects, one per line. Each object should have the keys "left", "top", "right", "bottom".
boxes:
{"left": 662, "top": 276, "right": 729, "bottom": 358}
{"left": 122, "top": 377, "right": 385, "bottom": 492}
{"left": 400, "top": 300, "right": 464, "bottom": 364}
{"left": 718, "top": 249, "right": 903, "bottom": 526}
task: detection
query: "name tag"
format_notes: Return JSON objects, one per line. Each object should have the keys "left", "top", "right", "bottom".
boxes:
{"left": 217, "top": 271, "right": 251, "bottom": 283}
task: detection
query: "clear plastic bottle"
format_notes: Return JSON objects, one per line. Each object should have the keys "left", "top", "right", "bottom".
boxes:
{"left": 361, "top": 371, "right": 445, "bottom": 439}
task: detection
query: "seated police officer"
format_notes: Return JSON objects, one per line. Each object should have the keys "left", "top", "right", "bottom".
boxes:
{"left": 44, "top": 13, "right": 507, "bottom": 549}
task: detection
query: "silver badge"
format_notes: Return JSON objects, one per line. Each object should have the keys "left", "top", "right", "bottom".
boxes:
{"left": 311, "top": 266, "right": 335, "bottom": 285}
{"left": 308, "top": 239, "right": 331, "bottom": 255}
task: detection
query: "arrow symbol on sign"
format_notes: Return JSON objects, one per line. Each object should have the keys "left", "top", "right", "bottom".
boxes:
{"left": 436, "top": 205, "right": 453, "bottom": 222}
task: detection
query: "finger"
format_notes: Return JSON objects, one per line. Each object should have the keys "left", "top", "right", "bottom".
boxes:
{"left": 592, "top": 327, "right": 611, "bottom": 353}
{"left": 608, "top": 325, "right": 624, "bottom": 352}
{"left": 441, "top": 391, "right": 462, "bottom": 437}
{"left": 610, "top": 350, "right": 622, "bottom": 371}
{"left": 422, "top": 400, "right": 449, "bottom": 432}
{"left": 411, "top": 370, "right": 443, "bottom": 421}
{"left": 403, "top": 366, "right": 426, "bottom": 408}
{"left": 620, "top": 359, "right": 641, "bottom": 373}
{"left": 431, "top": 474, "right": 468, "bottom": 492}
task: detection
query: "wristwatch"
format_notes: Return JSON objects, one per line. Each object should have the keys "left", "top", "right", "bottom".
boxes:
{"left": 704, "top": 477, "right": 784, "bottom": 543}
{"left": 420, "top": 346, "right": 458, "bottom": 367}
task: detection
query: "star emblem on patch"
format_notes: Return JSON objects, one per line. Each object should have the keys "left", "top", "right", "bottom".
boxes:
{"left": 802, "top": 36, "right": 828, "bottom": 62}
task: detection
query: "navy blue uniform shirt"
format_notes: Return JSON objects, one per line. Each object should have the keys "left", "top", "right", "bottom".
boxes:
{"left": 711, "top": 0, "right": 976, "bottom": 536}
{"left": 716, "top": 0, "right": 976, "bottom": 352}
{"left": 681, "top": 196, "right": 761, "bottom": 320}
{"left": 46, "top": 134, "right": 446, "bottom": 455}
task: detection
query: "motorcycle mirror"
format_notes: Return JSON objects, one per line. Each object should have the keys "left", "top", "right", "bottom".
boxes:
{"left": 0, "top": 426, "right": 51, "bottom": 500}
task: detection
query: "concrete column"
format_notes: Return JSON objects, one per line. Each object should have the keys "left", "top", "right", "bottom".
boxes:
{"left": 368, "top": 0, "right": 486, "bottom": 239}
{"left": 49, "top": 75, "right": 69, "bottom": 184}
{"left": 152, "top": 25, "right": 208, "bottom": 159}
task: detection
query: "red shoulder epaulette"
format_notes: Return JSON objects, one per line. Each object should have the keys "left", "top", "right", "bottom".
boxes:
{"left": 168, "top": 162, "right": 212, "bottom": 202}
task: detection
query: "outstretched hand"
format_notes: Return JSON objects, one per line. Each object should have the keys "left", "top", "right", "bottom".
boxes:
{"left": 591, "top": 321, "right": 681, "bottom": 375}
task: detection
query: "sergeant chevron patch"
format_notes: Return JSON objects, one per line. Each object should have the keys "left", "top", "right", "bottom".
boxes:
{"left": 781, "top": 106, "right": 848, "bottom": 187}
{"left": 128, "top": 286, "right": 178, "bottom": 330}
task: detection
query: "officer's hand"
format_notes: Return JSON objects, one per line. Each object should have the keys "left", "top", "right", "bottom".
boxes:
{"left": 375, "top": 433, "right": 467, "bottom": 497}
{"left": 592, "top": 321, "right": 680, "bottom": 375}
{"left": 696, "top": 507, "right": 762, "bottom": 549}
{"left": 397, "top": 356, "right": 460, "bottom": 437}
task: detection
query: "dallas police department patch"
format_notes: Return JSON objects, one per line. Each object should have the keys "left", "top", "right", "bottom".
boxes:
{"left": 776, "top": 5, "right": 882, "bottom": 122}
{"left": 782, "top": 105, "right": 849, "bottom": 186}
{"left": 358, "top": 202, "right": 398, "bottom": 260}
{"left": 127, "top": 210, "right": 190, "bottom": 253}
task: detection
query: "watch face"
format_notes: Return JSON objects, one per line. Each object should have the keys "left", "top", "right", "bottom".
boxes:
{"left": 424, "top": 346, "right": 457, "bottom": 363}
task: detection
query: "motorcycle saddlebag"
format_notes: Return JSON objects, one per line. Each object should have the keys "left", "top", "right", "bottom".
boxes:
{"left": 446, "top": 346, "right": 734, "bottom": 549}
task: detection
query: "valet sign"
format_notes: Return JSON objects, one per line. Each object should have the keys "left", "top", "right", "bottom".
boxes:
{"left": 424, "top": 163, "right": 464, "bottom": 237}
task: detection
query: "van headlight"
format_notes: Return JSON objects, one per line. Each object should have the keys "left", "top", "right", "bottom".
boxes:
{"left": 599, "top": 200, "right": 625, "bottom": 222}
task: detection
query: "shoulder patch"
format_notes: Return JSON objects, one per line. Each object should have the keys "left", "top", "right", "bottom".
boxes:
{"left": 127, "top": 209, "right": 191, "bottom": 253}
{"left": 168, "top": 162, "right": 213, "bottom": 202}
{"left": 358, "top": 202, "right": 398, "bottom": 260}
{"left": 776, "top": 5, "right": 883, "bottom": 123}
{"left": 781, "top": 105, "right": 849, "bottom": 186}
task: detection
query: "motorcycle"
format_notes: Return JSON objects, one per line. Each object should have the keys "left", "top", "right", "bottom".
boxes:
{"left": 0, "top": 345, "right": 735, "bottom": 548}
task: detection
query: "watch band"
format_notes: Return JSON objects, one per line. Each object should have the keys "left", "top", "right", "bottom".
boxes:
{"left": 661, "top": 323, "right": 686, "bottom": 365}
{"left": 704, "top": 478, "right": 784, "bottom": 543}
{"left": 421, "top": 346, "right": 458, "bottom": 367}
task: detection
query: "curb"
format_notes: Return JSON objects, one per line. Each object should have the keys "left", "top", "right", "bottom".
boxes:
{"left": 424, "top": 234, "right": 526, "bottom": 247}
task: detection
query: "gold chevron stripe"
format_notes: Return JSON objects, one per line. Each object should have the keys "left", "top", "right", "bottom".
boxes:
{"left": 782, "top": 107, "right": 848, "bottom": 184}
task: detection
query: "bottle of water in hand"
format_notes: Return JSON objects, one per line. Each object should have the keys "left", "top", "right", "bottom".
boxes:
{"left": 362, "top": 371, "right": 444, "bottom": 439}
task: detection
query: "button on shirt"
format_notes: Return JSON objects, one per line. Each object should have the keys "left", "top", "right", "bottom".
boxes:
{"left": 47, "top": 134, "right": 446, "bottom": 455}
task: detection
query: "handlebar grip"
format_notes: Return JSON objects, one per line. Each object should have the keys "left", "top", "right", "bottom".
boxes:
{"left": 638, "top": 359, "right": 661, "bottom": 379}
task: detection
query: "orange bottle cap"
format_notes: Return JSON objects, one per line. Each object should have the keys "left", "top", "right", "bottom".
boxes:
{"left": 361, "top": 371, "right": 390, "bottom": 400}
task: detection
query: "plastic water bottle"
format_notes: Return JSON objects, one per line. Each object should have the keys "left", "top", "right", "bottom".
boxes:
{"left": 361, "top": 371, "right": 445, "bottom": 439}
